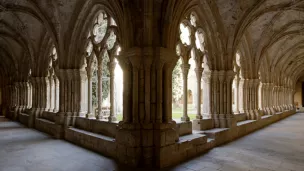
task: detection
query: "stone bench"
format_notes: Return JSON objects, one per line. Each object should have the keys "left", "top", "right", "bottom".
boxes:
{"left": 41, "top": 111, "right": 56, "bottom": 123}
{"left": 234, "top": 113, "right": 247, "bottom": 122}
{"left": 35, "top": 118, "right": 61, "bottom": 138}
{"left": 74, "top": 117, "right": 117, "bottom": 138}
{"left": 19, "top": 112, "right": 29, "bottom": 126}
{"left": 160, "top": 133, "right": 212, "bottom": 167}
{"left": 176, "top": 121, "right": 192, "bottom": 136}
{"left": 65, "top": 127, "right": 116, "bottom": 158}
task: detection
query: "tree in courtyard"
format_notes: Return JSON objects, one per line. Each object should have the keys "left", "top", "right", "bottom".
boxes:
{"left": 172, "top": 59, "right": 183, "bottom": 107}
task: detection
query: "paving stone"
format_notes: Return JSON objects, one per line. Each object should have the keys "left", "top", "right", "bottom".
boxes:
{"left": 1, "top": 114, "right": 304, "bottom": 171}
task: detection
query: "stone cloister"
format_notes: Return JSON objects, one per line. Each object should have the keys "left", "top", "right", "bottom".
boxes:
{"left": 0, "top": 0, "right": 302, "bottom": 169}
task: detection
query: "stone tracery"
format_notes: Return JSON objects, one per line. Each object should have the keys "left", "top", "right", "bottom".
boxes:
{"left": 84, "top": 10, "right": 121, "bottom": 122}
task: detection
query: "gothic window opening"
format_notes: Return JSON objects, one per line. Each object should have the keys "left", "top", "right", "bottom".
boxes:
{"left": 47, "top": 46, "right": 59, "bottom": 113}
{"left": 85, "top": 11, "right": 122, "bottom": 122}
{"left": 172, "top": 12, "right": 206, "bottom": 122}
{"left": 232, "top": 52, "right": 241, "bottom": 114}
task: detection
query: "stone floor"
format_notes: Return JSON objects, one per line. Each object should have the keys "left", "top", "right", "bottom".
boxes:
{"left": 0, "top": 113, "right": 304, "bottom": 171}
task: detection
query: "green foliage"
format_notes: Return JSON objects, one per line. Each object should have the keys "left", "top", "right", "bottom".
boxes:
{"left": 172, "top": 59, "right": 183, "bottom": 105}
{"left": 91, "top": 53, "right": 110, "bottom": 108}
{"left": 102, "top": 53, "right": 110, "bottom": 101}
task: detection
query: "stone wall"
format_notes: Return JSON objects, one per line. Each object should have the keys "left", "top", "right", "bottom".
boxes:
{"left": 35, "top": 118, "right": 62, "bottom": 138}
{"left": 41, "top": 111, "right": 56, "bottom": 122}
{"left": 158, "top": 109, "right": 296, "bottom": 168}
{"left": 65, "top": 127, "right": 116, "bottom": 158}
{"left": 74, "top": 117, "right": 117, "bottom": 138}
{"left": 234, "top": 113, "right": 247, "bottom": 122}
{"left": 7, "top": 108, "right": 296, "bottom": 168}
{"left": 176, "top": 121, "right": 192, "bottom": 136}
{"left": 19, "top": 113, "right": 29, "bottom": 126}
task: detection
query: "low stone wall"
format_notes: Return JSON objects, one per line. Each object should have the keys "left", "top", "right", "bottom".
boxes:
{"left": 74, "top": 117, "right": 117, "bottom": 138}
{"left": 65, "top": 127, "right": 116, "bottom": 158}
{"left": 41, "top": 111, "right": 56, "bottom": 122}
{"left": 19, "top": 113, "right": 29, "bottom": 126}
{"left": 176, "top": 121, "right": 192, "bottom": 136}
{"left": 8, "top": 108, "right": 297, "bottom": 169}
{"left": 214, "top": 110, "right": 295, "bottom": 146}
{"left": 7, "top": 111, "right": 14, "bottom": 119}
{"left": 192, "top": 119, "right": 214, "bottom": 130}
{"left": 35, "top": 118, "right": 62, "bottom": 138}
{"left": 64, "top": 117, "right": 118, "bottom": 160}
{"left": 234, "top": 113, "right": 247, "bottom": 122}
{"left": 159, "top": 109, "right": 296, "bottom": 168}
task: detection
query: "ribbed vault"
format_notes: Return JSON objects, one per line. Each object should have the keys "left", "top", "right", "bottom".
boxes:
{"left": 0, "top": 0, "right": 304, "bottom": 90}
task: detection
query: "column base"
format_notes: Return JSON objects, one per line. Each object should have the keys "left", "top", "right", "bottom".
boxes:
{"left": 28, "top": 108, "right": 38, "bottom": 128}
{"left": 116, "top": 122, "right": 178, "bottom": 168}
{"left": 85, "top": 113, "right": 95, "bottom": 119}
{"left": 219, "top": 114, "right": 226, "bottom": 128}
{"left": 202, "top": 113, "right": 212, "bottom": 119}
{"left": 213, "top": 114, "right": 220, "bottom": 128}
{"left": 265, "top": 108, "right": 270, "bottom": 115}
{"left": 226, "top": 114, "right": 236, "bottom": 128}
{"left": 54, "top": 112, "right": 74, "bottom": 139}
{"left": 270, "top": 107, "right": 276, "bottom": 115}
{"left": 108, "top": 116, "right": 117, "bottom": 122}
{"left": 181, "top": 116, "right": 190, "bottom": 122}
{"left": 254, "top": 109, "right": 261, "bottom": 120}
{"left": 13, "top": 107, "right": 19, "bottom": 120}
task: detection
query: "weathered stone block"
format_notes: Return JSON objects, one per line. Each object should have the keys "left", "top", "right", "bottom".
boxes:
{"left": 165, "top": 128, "right": 178, "bottom": 145}
{"left": 176, "top": 121, "right": 192, "bottom": 136}
{"left": 116, "top": 129, "right": 141, "bottom": 147}
{"left": 192, "top": 119, "right": 214, "bottom": 130}
{"left": 141, "top": 129, "right": 153, "bottom": 147}
{"left": 127, "top": 147, "right": 141, "bottom": 157}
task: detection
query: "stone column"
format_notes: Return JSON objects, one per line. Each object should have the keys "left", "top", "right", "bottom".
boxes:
{"left": 26, "top": 82, "right": 31, "bottom": 109}
{"left": 264, "top": 83, "right": 270, "bottom": 115}
{"left": 218, "top": 70, "right": 226, "bottom": 127}
{"left": 181, "top": 63, "right": 190, "bottom": 122}
{"left": 195, "top": 67, "right": 203, "bottom": 119}
{"left": 212, "top": 71, "right": 220, "bottom": 127}
{"left": 277, "top": 86, "right": 281, "bottom": 112}
{"left": 55, "top": 69, "right": 87, "bottom": 138}
{"left": 44, "top": 77, "right": 50, "bottom": 112}
{"left": 247, "top": 79, "right": 254, "bottom": 119}
{"left": 239, "top": 79, "right": 247, "bottom": 114}
{"left": 49, "top": 73, "right": 55, "bottom": 112}
{"left": 202, "top": 71, "right": 212, "bottom": 119}
{"left": 21, "top": 82, "right": 25, "bottom": 112}
{"left": 20, "top": 82, "right": 24, "bottom": 111}
{"left": 96, "top": 59, "right": 103, "bottom": 120}
{"left": 275, "top": 86, "right": 280, "bottom": 112}
{"left": 253, "top": 79, "right": 261, "bottom": 120}
{"left": 269, "top": 83, "right": 275, "bottom": 114}
{"left": 29, "top": 82, "right": 32, "bottom": 108}
{"left": 79, "top": 70, "right": 87, "bottom": 117}
{"left": 54, "top": 76, "right": 59, "bottom": 112}
{"left": 225, "top": 70, "right": 236, "bottom": 128}
{"left": 233, "top": 76, "right": 240, "bottom": 113}
{"left": 13, "top": 82, "right": 19, "bottom": 120}
{"left": 108, "top": 60, "right": 117, "bottom": 122}
{"left": 28, "top": 78, "right": 36, "bottom": 127}
{"left": 85, "top": 66, "right": 94, "bottom": 118}
{"left": 278, "top": 86, "right": 281, "bottom": 111}
{"left": 258, "top": 82, "right": 264, "bottom": 113}
{"left": 115, "top": 47, "right": 179, "bottom": 167}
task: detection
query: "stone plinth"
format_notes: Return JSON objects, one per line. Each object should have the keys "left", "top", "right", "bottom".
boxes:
{"left": 192, "top": 119, "right": 214, "bottom": 130}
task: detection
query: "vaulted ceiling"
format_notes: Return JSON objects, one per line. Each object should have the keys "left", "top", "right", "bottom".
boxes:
{"left": 0, "top": 0, "right": 304, "bottom": 87}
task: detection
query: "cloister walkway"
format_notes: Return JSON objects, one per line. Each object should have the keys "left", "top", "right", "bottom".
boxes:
{"left": 0, "top": 113, "right": 304, "bottom": 171}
